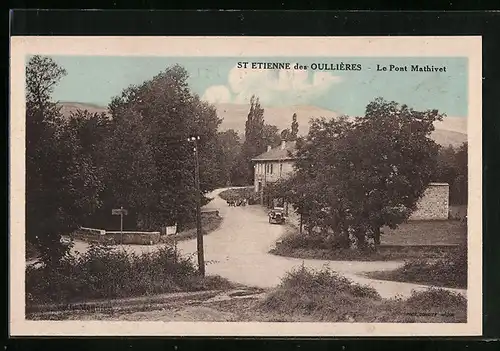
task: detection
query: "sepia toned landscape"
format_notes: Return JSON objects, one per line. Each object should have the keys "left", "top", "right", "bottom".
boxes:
{"left": 21, "top": 52, "right": 470, "bottom": 328}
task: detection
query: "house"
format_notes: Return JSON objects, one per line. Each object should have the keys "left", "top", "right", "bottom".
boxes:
{"left": 251, "top": 140, "right": 450, "bottom": 220}
{"left": 251, "top": 140, "right": 297, "bottom": 194}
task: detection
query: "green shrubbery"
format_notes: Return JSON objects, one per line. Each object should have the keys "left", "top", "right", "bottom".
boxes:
{"left": 270, "top": 221, "right": 466, "bottom": 262}
{"left": 26, "top": 244, "right": 232, "bottom": 305}
{"left": 160, "top": 215, "right": 223, "bottom": 243}
{"left": 260, "top": 266, "right": 466, "bottom": 323}
{"left": 367, "top": 248, "right": 467, "bottom": 289}
{"left": 270, "top": 231, "right": 387, "bottom": 261}
{"left": 219, "top": 187, "right": 259, "bottom": 204}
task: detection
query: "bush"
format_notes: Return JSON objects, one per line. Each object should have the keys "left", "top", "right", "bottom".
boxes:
{"left": 261, "top": 266, "right": 381, "bottom": 321}
{"left": 219, "top": 187, "right": 258, "bottom": 204}
{"left": 278, "top": 232, "right": 348, "bottom": 250}
{"left": 260, "top": 266, "right": 467, "bottom": 322}
{"left": 367, "top": 247, "right": 467, "bottom": 289}
{"left": 26, "top": 244, "right": 232, "bottom": 305}
{"left": 405, "top": 287, "right": 467, "bottom": 310}
{"left": 161, "top": 215, "right": 223, "bottom": 244}
{"left": 279, "top": 265, "right": 381, "bottom": 299}
{"left": 271, "top": 231, "right": 387, "bottom": 261}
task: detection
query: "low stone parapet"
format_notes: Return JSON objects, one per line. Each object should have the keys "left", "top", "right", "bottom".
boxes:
{"left": 71, "top": 227, "right": 160, "bottom": 245}
{"left": 105, "top": 231, "right": 161, "bottom": 245}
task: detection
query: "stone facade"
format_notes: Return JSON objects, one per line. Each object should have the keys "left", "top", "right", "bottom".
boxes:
{"left": 252, "top": 140, "right": 297, "bottom": 193}
{"left": 409, "top": 183, "right": 450, "bottom": 220}
{"left": 253, "top": 159, "right": 295, "bottom": 192}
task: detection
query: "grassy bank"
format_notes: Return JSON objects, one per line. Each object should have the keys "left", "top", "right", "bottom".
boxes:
{"left": 244, "top": 267, "right": 465, "bottom": 322}
{"left": 26, "top": 244, "right": 233, "bottom": 306}
{"left": 161, "top": 215, "right": 223, "bottom": 244}
{"left": 270, "top": 221, "right": 466, "bottom": 261}
{"left": 219, "top": 187, "right": 258, "bottom": 204}
{"left": 366, "top": 249, "right": 467, "bottom": 289}
{"left": 28, "top": 267, "right": 467, "bottom": 323}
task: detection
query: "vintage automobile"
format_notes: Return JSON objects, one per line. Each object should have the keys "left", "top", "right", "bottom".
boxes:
{"left": 268, "top": 207, "right": 286, "bottom": 224}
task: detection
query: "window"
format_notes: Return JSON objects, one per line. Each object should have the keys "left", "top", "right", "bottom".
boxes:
{"left": 270, "top": 163, "right": 273, "bottom": 174}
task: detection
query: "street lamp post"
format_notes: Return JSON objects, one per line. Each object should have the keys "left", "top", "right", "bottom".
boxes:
{"left": 188, "top": 136, "right": 205, "bottom": 277}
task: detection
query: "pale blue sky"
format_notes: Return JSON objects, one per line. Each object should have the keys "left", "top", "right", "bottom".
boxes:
{"left": 45, "top": 55, "right": 468, "bottom": 117}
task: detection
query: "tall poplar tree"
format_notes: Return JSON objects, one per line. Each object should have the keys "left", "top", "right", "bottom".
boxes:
{"left": 290, "top": 113, "right": 299, "bottom": 140}
{"left": 240, "top": 95, "right": 266, "bottom": 183}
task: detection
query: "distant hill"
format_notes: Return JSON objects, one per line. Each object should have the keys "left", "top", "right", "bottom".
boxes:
{"left": 213, "top": 103, "right": 467, "bottom": 148}
{"left": 58, "top": 102, "right": 109, "bottom": 117}
{"left": 213, "top": 103, "right": 338, "bottom": 137}
{"left": 58, "top": 101, "right": 467, "bottom": 147}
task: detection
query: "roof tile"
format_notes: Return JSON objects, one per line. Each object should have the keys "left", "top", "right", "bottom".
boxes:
{"left": 251, "top": 141, "right": 297, "bottom": 161}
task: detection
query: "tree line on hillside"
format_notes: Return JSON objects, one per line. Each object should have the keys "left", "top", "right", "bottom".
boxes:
{"left": 267, "top": 98, "right": 468, "bottom": 251}
{"left": 25, "top": 56, "right": 295, "bottom": 265}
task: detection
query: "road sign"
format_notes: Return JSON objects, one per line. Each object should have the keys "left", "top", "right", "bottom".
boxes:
{"left": 112, "top": 207, "right": 128, "bottom": 244}
{"left": 166, "top": 223, "right": 178, "bottom": 236}
{"left": 112, "top": 208, "right": 128, "bottom": 216}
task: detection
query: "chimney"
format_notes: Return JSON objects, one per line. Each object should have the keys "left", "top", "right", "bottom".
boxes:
{"left": 281, "top": 140, "right": 286, "bottom": 150}
{"left": 267, "top": 145, "right": 271, "bottom": 152}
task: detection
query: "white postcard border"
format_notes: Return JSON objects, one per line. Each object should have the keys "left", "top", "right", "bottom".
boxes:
{"left": 9, "top": 36, "right": 482, "bottom": 337}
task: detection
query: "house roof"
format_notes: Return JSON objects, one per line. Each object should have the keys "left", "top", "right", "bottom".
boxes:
{"left": 251, "top": 141, "right": 298, "bottom": 162}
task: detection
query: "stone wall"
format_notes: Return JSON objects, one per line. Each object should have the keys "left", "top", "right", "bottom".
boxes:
{"left": 71, "top": 227, "right": 160, "bottom": 245}
{"left": 105, "top": 231, "right": 160, "bottom": 245}
{"left": 254, "top": 160, "right": 295, "bottom": 192}
{"left": 409, "top": 183, "right": 450, "bottom": 220}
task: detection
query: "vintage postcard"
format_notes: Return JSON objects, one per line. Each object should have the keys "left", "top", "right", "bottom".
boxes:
{"left": 10, "top": 36, "right": 482, "bottom": 336}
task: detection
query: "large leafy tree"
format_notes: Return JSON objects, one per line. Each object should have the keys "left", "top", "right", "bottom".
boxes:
{"left": 26, "top": 56, "right": 104, "bottom": 265}
{"left": 281, "top": 98, "right": 442, "bottom": 249}
{"left": 105, "top": 65, "right": 222, "bottom": 229}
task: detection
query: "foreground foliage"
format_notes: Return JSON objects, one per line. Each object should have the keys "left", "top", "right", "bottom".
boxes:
{"left": 260, "top": 266, "right": 466, "bottom": 323}
{"left": 366, "top": 248, "right": 467, "bottom": 289}
{"left": 26, "top": 244, "right": 232, "bottom": 305}
{"left": 218, "top": 187, "right": 260, "bottom": 204}
{"left": 26, "top": 56, "right": 105, "bottom": 266}
{"left": 272, "top": 98, "right": 444, "bottom": 250}
{"left": 270, "top": 221, "right": 466, "bottom": 261}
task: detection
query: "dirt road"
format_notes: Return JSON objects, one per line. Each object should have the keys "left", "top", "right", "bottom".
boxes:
{"left": 55, "top": 188, "right": 466, "bottom": 299}
{"left": 176, "top": 188, "right": 467, "bottom": 299}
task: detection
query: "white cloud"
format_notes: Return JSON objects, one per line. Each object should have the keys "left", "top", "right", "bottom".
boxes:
{"left": 201, "top": 85, "right": 232, "bottom": 104}
{"left": 202, "top": 63, "right": 342, "bottom": 106}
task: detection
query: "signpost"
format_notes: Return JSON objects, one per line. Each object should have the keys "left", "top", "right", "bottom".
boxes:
{"left": 112, "top": 206, "right": 128, "bottom": 244}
